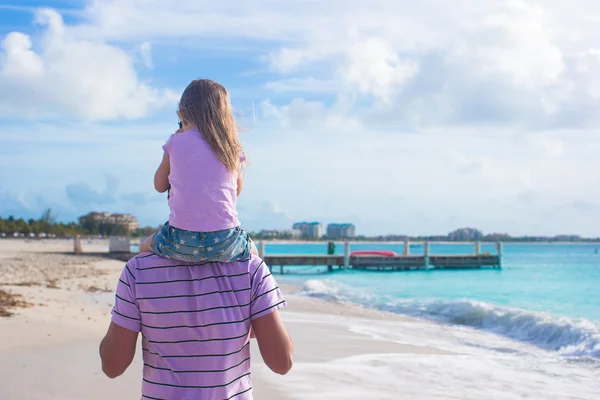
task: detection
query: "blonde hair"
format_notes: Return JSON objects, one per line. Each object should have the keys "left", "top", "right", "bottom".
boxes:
{"left": 178, "top": 79, "right": 244, "bottom": 173}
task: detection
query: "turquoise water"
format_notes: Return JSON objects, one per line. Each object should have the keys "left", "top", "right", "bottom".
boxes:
{"left": 266, "top": 242, "right": 600, "bottom": 358}
{"left": 269, "top": 242, "right": 600, "bottom": 321}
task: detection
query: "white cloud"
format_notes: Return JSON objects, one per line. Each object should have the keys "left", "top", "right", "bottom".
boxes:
{"left": 0, "top": 9, "right": 176, "bottom": 121}
{"left": 260, "top": 98, "right": 361, "bottom": 132}
{"left": 525, "top": 135, "right": 565, "bottom": 158}
{"left": 237, "top": 200, "right": 294, "bottom": 231}
{"left": 339, "top": 37, "right": 419, "bottom": 103}
{"left": 267, "top": 47, "right": 320, "bottom": 73}
{"left": 63, "top": 0, "right": 590, "bottom": 130}
{"left": 138, "top": 41, "right": 153, "bottom": 69}
{"left": 214, "top": 2, "right": 600, "bottom": 128}
{"left": 13, "top": 1, "right": 600, "bottom": 128}
{"left": 574, "top": 49, "right": 600, "bottom": 100}
{"left": 467, "top": 1, "right": 564, "bottom": 86}
{"left": 265, "top": 77, "right": 339, "bottom": 94}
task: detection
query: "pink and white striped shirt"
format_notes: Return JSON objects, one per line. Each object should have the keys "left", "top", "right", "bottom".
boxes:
{"left": 111, "top": 253, "right": 286, "bottom": 399}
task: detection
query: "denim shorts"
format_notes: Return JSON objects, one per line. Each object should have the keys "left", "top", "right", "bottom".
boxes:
{"left": 150, "top": 222, "right": 252, "bottom": 263}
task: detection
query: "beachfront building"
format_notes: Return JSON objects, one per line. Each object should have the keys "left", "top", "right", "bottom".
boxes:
{"left": 88, "top": 211, "right": 111, "bottom": 220}
{"left": 109, "top": 213, "right": 140, "bottom": 232}
{"left": 326, "top": 223, "right": 356, "bottom": 239}
{"left": 292, "top": 222, "right": 324, "bottom": 239}
{"left": 79, "top": 211, "right": 139, "bottom": 234}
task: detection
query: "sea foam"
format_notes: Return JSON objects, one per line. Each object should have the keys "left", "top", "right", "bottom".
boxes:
{"left": 299, "top": 279, "right": 600, "bottom": 359}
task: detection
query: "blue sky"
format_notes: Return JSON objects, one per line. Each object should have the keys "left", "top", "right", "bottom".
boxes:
{"left": 1, "top": 0, "right": 600, "bottom": 236}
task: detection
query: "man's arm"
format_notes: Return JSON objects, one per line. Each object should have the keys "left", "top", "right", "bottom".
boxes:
{"left": 99, "top": 322, "right": 139, "bottom": 378}
{"left": 252, "top": 310, "right": 293, "bottom": 375}
{"left": 101, "top": 261, "right": 141, "bottom": 379}
{"left": 249, "top": 259, "right": 292, "bottom": 375}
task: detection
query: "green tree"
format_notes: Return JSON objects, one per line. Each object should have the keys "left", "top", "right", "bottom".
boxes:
{"left": 78, "top": 214, "right": 100, "bottom": 235}
{"left": 2, "top": 215, "right": 15, "bottom": 234}
{"left": 27, "top": 218, "right": 41, "bottom": 235}
{"left": 37, "top": 208, "right": 56, "bottom": 234}
{"left": 14, "top": 218, "right": 29, "bottom": 234}
{"left": 40, "top": 208, "right": 56, "bottom": 225}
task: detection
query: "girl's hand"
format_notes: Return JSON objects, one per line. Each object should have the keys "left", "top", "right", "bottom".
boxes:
{"left": 175, "top": 128, "right": 183, "bottom": 134}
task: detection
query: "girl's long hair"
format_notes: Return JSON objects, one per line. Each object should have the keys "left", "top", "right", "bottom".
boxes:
{"left": 178, "top": 79, "right": 243, "bottom": 173}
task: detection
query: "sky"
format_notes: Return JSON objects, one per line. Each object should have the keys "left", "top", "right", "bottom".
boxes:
{"left": 1, "top": 0, "right": 600, "bottom": 237}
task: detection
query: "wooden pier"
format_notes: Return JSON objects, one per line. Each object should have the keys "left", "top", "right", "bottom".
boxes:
{"left": 261, "top": 241, "right": 503, "bottom": 273}
{"left": 95, "top": 236, "right": 503, "bottom": 273}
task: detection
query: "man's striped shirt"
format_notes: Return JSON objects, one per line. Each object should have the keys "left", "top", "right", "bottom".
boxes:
{"left": 111, "top": 253, "right": 286, "bottom": 400}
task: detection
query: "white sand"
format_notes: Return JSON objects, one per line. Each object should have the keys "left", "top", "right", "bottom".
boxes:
{"left": 1, "top": 239, "right": 598, "bottom": 400}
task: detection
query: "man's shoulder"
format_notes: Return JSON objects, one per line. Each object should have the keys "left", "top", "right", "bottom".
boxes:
{"left": 127, "top": 253, "right": 180, "bottom": 271}
{"left": 245, "top": 255, "right": 268, "bottom": 276}
{"left": 214, "top": 255, "right": 266, "bottom": 276}
{"left": 127, "top": 253, "right": 265, "bottom": 271}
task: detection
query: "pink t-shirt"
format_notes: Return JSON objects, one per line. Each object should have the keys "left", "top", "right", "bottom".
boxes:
{"left": 163, "top": 129, "right": 244, "bottom": 232}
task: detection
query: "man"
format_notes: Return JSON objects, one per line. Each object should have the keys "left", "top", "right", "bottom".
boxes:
{"left": 99, "top": 253, "right": 293, "bottom": 399}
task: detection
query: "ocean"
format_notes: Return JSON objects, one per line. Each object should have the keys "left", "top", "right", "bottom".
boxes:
{"left": 268, "top": 242, "right": 600, "bottom": 361}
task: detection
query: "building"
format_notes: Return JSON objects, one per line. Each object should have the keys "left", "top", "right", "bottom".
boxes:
{"left": 88, "top": 211, "right": 111, "bottom": 220}
{"left": 292, "top": 222, "right": 324, "bottom": 239}
{"left": 109, "top": 213, "right": 140, "bottom": 232}
{"left": 80, "top": 212, "right": 139, "bottom": 233}
{"left": 326, "top": 223, "right": 356, "bottom": 239}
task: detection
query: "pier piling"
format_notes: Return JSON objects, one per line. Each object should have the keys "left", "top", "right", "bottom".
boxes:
{"left": 496, "top": 241, "right": 503, "bottom": 268}
{"left": 327, "top": 241, "right": 335, "bottom": 271}
{"left": 343, "top": 241, "right": 350, "bottom": 269}
{"left": 73, "top": 235, "right": 82, "bottom": 255}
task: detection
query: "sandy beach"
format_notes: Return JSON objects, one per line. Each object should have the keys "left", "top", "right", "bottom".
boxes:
{"left": 1, "top": 239, "right": 598, "bottom": 400}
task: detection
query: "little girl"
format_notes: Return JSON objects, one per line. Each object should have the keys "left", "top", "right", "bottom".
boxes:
{"left": 139, "top": 79, "right": 256, "bottom": 262}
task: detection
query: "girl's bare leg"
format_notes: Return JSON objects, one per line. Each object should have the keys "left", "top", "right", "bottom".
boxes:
{"left": 139, "top": 233, "right": 155, "bottom": 254}
{"left": 250, "top": 239, "right": 259, "bottom": 256}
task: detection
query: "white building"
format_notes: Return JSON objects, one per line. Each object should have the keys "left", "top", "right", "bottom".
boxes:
{"left": 109, "top": 213, "right": 140, "bottom": 232}
{"left": 82, "top": 212, "right": 139, "bottom": 233}
{"left": 292, "top": 222, "right": 324, "bottom": 239}
{"left": 326, "top": 223, "right": 356, "bottom": 239}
